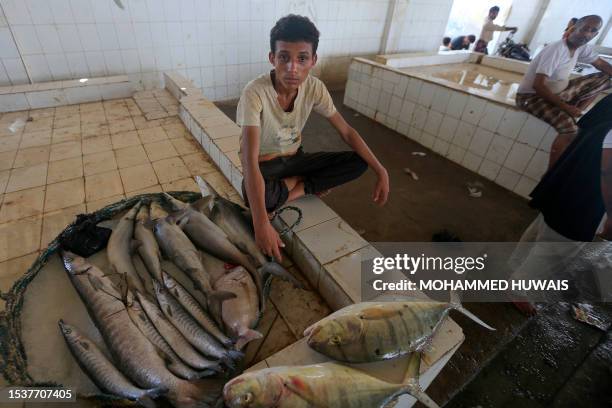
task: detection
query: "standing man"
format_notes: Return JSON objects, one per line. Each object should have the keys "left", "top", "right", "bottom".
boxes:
{"left": 237, "top": 14, "right": 390, "bottom": 260}
{"left": 510, "top": 94, "right": 612, "bottom": 315}
{"left": 515, "top": 15, "right": 612, "bottom": 167}
{"left": 475, "top": 6, "right": 517, "bottom": 54}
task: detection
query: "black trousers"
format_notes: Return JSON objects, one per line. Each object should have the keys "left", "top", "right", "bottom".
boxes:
{"left": 242, "top": 148, "right": 368, "bottom": 212}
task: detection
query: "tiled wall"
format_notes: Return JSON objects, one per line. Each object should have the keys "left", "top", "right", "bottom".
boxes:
{"left": 529, "top": 0, "right": 611, "bottom": 51}
{"left": 0, "top": 0, "right": 395, "bottom": 99}
{"left": 344, "top": 58, "right": 555, "bottom": 198}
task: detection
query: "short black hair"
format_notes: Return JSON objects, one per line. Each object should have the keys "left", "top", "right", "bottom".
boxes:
{"left": 576, "top": 15, "right": 603, "bottom": 27}
{"left": 468, "top": 35, "right": 476, "bottom": 42}
{"left": 443, "top": 37, "right": 451, "bottom": 46}
{"left": 270, "top": 14, "right": 320, "bottom": 54}
{"left": 490, "top": 6, "right": 500, "bottom": 12}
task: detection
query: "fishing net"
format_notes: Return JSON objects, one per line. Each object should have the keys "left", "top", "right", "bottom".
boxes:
{"left": 0, "top": 192, "right": 217, "bottom": 407}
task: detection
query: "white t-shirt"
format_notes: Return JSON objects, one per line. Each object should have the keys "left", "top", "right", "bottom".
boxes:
{"left": 236, "top": 72, "right": 336, "bottom": 156}
{"left": 517, "top": 40, "right": 600, "bottom": 94}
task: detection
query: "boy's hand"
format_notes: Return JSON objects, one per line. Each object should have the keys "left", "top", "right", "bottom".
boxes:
{"left": 373, "top": 169, "right": 390, "bottom": 206}
{"left": 254, "top": 220, "right": 285, "bottom": 261}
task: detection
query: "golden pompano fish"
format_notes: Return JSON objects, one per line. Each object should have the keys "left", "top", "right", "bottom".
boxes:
{"left": 223, "top": 352, "right": 439, "bottom": 408}
{"left": 305, "top": 294, "right": 494, "bottom": 363}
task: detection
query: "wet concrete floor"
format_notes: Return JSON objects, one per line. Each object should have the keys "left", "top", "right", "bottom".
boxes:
{"left": 217, "top": 90, "right": 611, "bottom": 407}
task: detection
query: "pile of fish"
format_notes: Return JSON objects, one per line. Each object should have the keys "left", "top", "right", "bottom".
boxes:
{"left": 223, "top": 294, "right": 494, "bottom": 408}
{"left": 59, "top": 178, "right": 299, "bottom": 407}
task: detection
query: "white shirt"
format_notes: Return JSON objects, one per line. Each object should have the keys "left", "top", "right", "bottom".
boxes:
{"left": 236, "top": 72, "right": 336, "bottom": 156}
{"left": 479, "top": 16, "right": 504, "bottom": 43}
{"left": 517, "top": 40, "right": 600, "bottom": 94}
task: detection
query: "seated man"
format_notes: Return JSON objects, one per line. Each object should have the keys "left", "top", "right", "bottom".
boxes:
{"left": 515, "top": 15, "right": 612, "bottom": 168}
{"left": 450, "top": 34, "right": 476, "bottom": 51}
{"left": 237, "top": 14, "right": 389, "bottom": 260}
{"left": 440, "top": 36, "right": 452, "bottom": 51}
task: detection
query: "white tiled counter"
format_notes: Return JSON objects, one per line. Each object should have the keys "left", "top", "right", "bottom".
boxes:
{"left": 165, "top": 71, "right": 464, "bottom": 408}
{"left": 344, "top": 57, "right": 555, "bottom": 198}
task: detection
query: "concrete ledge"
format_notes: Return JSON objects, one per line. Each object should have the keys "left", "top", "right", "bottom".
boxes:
{"left": 166, "top": 71, "right": 464, "bottom": 407}
{"left": 0, "top": 75, "right": 132, "bottom": 113}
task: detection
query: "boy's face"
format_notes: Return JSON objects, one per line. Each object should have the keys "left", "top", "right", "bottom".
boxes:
{"left": 269, "top": 41, "right": 317, "bottom": 91}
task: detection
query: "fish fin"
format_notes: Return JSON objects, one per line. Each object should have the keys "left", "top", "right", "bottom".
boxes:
{"left": 87, "top": 274, "right": 104, "bottom": 291}
{"left": 163, "top": 192, "right": 189, "bottom": 211}
{"left": 259, "top": 262, "right": 303, "bottom": 289}
{"left": 283, "top": 376, "right": 325, "bottom": 407}
{"left": 207, "top": 290, "right": 236, "bottom": 328}
{"left": 382, "top": 352, "right": 440, "bottom": 408}
{"left": 130, "top": 239, "right": 142, "bottom": 253}
{"left": 359, "top": 306, "right": 401, "bottom": 320}
{"left": 195, "top": 176, "right": 218, "bottom": 198}
{"left": 234, "top": 329, "right": 263, "bottom": 350}
{"left": 449, "top": 292, "right": 495, "bottom": 331}
{"left": 165, "top": 305, "right": 173, "bottom": 318}
{"left": 220, "top": 349, "right": 244, "bottom": 370}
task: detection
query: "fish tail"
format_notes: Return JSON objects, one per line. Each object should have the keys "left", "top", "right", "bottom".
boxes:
{"left": 383, "top": 352, "right": 440, "bottom": 408}
{"left": 220, "top": 350, "right": 244, "bottom": 370}
{"left": 449, "top": 291, "right": 495, "bottom": 331}
{"left": 234, "top": 329, "right": 263, "bottom": 350}
{"left": 259, "top": 262, "right": 304, "bottom": 289}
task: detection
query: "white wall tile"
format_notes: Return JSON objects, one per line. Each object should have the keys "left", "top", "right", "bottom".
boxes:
{"left": 478, "top": 159, "right": 501, "bottom": 181}
{"left": 50, "top": 0, "right": 74, "bottom": 24}
{"left": 35, "top": 25, "right": 63, "bottom": 53}
{"left": 514, "top": 176, "right": 537, "bottom": 198}
{"left": 462, "top": 151, "right": 483, "bottom": 172}
{"left": 3, "top": 58, "right": 29, "bottom": 84}
{"left": 438, "top": 115, "right": 458, "bottom": 142}
{"left": 23, "top": 54, "right": 51, "bottom": 81}
{"left": 424, "top": 110, "right": 443, "bottom": 135}
{"left": 462, "top": 95, "right": 487, "bottom": 125}
{"left": 478, "top": 102, "right": 506, "bottom": 132}
{"left": 447, "top": 144, "right": 466, "bottom": 164}
{"left": 431, "top": 86, "right": 450, "bottom": 113}
{"left": 524, "top": 150, "right": 548, "bottom": 180}
{"left": 91, "top": 0, "right": 113, "bottom": 23}
{"left": 85, "top": 51, "right": 107, "bottom": 76}
{"left": 445, "top": 91, "right": 467, "bottom": 118}
{"left": 26, "top": 0, "right": 54, "bottom": 24}
{"left": 496, "top": 167, "right": 521, "bottom": 191}
{"left": 453, "top": 121, "right": 476, "bottom": 149}
{"left": 405, "top": 78, "right": 422, "bottom": 102}
{"left": 469, "top": 127, "right": 494, "bottom": 157}
{"left": 0, "top": 27, "right": 20, "bottom": 58}
{"left": 3, "top": 0, "right": 33, "bottom": 24}
{"left": 538, "top": 126, "right": 557, "bottom": 153}
{"left": 417, "top": 81, "right": 435, "bottom": 108}
{"left": 497, "top": 108, "right": 528, "bottom": 140}
{"left": 65, "top": 84, "right": 101, "bottom": 104}
{"left": 57, "top": 24, "right": 82, "bottom": 52}
{"left": 399, "top": 100, "right": 416, "bottom": 123}
{"left": 376, "top": 90, "right": 390, "bottom": 112}
{"left": 411, "top": 105, "right": 428, "bottom": 130}
{"left": 104, "top": 50, "right": 125, "bottom": 74}
{"left": 517, "top": 116, "right": 549, "bottom": 148}
{"left": 485, "top": 134, "right": 513, "bottom": 165}
{"left": 433, "top": 138, "right": 450, "bottom": 156}
{"left": 504, "top": 143, "right": 536, "bottom": 174}
{"left": 421, "top": 131, "right": 435, "bottom": 149}
{"left": 70, "top": 0, "right": 95, "bottom": 23}
{"left": 0, "top": 93, "right": 29, "bottom": 111}
{"left": 12, "top": 25, "right": 42, "bottom": 54}
{"left": 46, "top": 53, "right": 71, "bottom": 80}
{"left": 26, "top": 89, "right": 67, "bottom": 108}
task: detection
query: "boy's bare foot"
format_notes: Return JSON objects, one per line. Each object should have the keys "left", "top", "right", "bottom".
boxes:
{"left": 512, "top": 300, "right": 537, "bottom": 316}
{"left": 316, "top": 189, "right": 331, "bottom": 197}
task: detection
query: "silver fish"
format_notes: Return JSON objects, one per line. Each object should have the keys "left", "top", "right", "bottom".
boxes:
{"left": 223, "top": 352, "right": 439, "bottom": 408}
{"left": 161, "top": 271, "right": 233, "bottom": 348}
{"left": 135, "top": 204, "right": 163, "bottom": 284}
{"left": 58, "top": 319, "right": 163, "bottom": 408}
{"left": 153, "top": 213, "right": 225, "bottom": 300}
{"left": 153, "top": 281, "right": 243, "bottom": 370}
{"left": 213, "top": 267, "right": 262, "bottom": 350}
{"left": 194, "top": 177, "right": 302, "bottom": 301}
{"left": 125, "top": 297, "right": 217, "bottom": 380}
{"left": 136, "top": 291, "right": 223, "bottom": 373}
{"left": 305, "top": 293, "right": 494, "bottom": 363}
{"left": 107, "top": 201, "right": 147, "bottom": 295}
{"left": 61, "top": 251, "right": 219, "bottom": 408}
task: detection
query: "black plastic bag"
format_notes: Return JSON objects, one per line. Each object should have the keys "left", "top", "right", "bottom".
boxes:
{"left": 59, "top": 214, "right": 112, "bottom": 257}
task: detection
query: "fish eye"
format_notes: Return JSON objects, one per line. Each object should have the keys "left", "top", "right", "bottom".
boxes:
{"left": 330, "top": 335, "right": 342, "bottom": 345}
{"left": 241, "top": 392, "right": 253, "bottom": 404}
